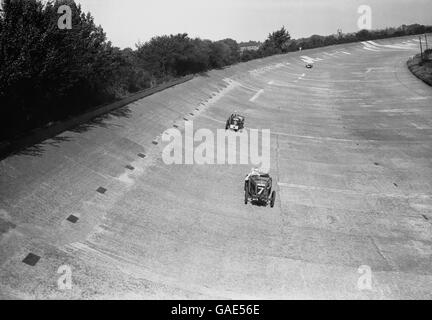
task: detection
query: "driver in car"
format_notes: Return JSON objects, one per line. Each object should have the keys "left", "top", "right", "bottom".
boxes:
{"left": 245, "top": 168, "right": 262, "bottom": 182}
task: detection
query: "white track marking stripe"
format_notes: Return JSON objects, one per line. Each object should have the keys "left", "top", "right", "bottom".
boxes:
{"left": 250, "top": 89, "right": 264, "bottom": 102}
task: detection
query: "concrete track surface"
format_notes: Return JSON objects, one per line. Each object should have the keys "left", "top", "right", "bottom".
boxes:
{"left": 1, "top": 36, "right": 432, "bottom": 299}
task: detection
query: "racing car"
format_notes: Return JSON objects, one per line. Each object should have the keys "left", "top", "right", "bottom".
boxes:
{"left": 225, "top": 113, "right": 245, "bottom": 132}
{"left": 244, "top": 169, "right": 276, "bottom": 208}
{"left": 305, "top": 63, "right": 313, "bottom": 69}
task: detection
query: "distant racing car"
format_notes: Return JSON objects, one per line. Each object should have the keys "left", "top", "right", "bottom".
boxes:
{"left": 244, "top": 169, "right": 276, "bottom": 208}
{"left": 305, "top": 63, "right": 313, "bottom": 69}
{"left": 225, "top": 113, "right": 245, "bottom": 132}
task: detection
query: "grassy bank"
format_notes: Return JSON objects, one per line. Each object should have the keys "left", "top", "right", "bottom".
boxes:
{"left": 407, "top": 54, "right": 432, "bottom": 86}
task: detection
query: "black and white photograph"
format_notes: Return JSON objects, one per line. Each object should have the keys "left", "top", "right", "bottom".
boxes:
{"left": 0, "top": 0, "right": 432, "bottom": 307}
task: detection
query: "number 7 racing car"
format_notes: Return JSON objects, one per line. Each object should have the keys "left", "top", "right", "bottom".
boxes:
{"left": 225, "top": 113, "right": 245, "bottom": 132}
{"left": 244, "top": 171, "right": 276, "bottom": 208}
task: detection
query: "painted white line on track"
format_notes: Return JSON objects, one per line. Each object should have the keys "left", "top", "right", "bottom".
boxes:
{"left": 271, "top": 131, "right": 359, "bottom": 142}
{"left": 277, "top": 182, "right": 432, "bottom": 199}
{"left": 365, "top": 67, "right": 386, "bottom": 74}
{"left": 411, "top": 123, "right": 428, "bottom": 130}
{"left": 367, "top": 40, "right": 416, "bottom": 50}
{"left": 199, "top": 114, "right": 226, "bottom": 124}
{"left": 296, "top": 73, "right": 306, "bottom": 81}
{"left": 301, "top": 56, "right": 320, "bottom": 64}
{"left": 378, "top": 109, "right": 421, "bottom": 113}
{"left": 240, "top": 83, "right": 261, "bottom": 92}
{"left": 250, "top": 89, "right": 264, "bottom": 102}
{"left": 363, "top": 47, "right": 380, "bottom": 52}
{"left": 361, "top": 42, "right": 381, "bottom": 52}
{"left": 408, "top": 96, "right": 429, "bottom": 100}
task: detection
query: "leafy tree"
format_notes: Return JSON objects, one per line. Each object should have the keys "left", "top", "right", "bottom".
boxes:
{"left": 241, "top": 49, "right": 261, "bottom": 62}
{"left": 260, "top": 26, "right": 291, "bottom": 56}
{"left": 208, "top": 40, "right": 231, "bottom": 68}
{"left": 0, "top": 0, "right": 142, "bottom": 140}
{"left": 136, "top": 33, "right": 212, "bottom": 79}
{"left": 219, "top": 38, "right": 240, "bottom": 64}
{"left": 356, "top": 29, "right": 371, "bottom": 41}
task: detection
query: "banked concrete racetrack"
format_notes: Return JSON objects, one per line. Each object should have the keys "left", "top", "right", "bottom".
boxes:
{"left": 1, "top": 35, "right": 432, "bottom": 299}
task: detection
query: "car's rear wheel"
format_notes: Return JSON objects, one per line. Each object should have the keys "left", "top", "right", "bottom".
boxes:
{"left": 225, "top": 121, "right": 229, "bottom": 130}
{"left": 270, "top": 191, "right": 276, "bottom": 208}
{"left": 244, "top": 191, "right": 248, "bottom": 204}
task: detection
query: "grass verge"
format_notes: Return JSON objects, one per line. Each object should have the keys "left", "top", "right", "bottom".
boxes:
{"left": 407, "top": 54, "right": 432, "bottom": 86}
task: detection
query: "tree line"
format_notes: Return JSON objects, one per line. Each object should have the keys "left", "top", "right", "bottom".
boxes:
{"left": 0, "top": 0, "right": 431, "bottom": 142}
{"left": 0, "top": 0, "right": 149, "bottom": 140}
{"left": 240, "top": 24, "right": 432, "bottom": 61}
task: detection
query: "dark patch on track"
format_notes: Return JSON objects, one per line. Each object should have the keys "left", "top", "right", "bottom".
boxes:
{"left": 96, "top": 187, "right": 107, "bottom": 194}
{"left": 66, "top": 215, "right": 79, "bottom": 223}
{"left": 22, "top": 253, "right": 40, "bottom": 266}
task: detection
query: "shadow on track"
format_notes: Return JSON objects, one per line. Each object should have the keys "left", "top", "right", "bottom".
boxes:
{"left": 1, "top": 106, "right": 132, "bottom": 160}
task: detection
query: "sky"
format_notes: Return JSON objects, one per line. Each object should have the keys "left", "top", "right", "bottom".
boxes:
{"left": 76, "top": 0, "right": 432, "bottom": 49}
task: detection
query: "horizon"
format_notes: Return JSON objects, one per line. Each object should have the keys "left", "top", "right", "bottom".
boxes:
{"left": 75, "top": 0, "right": 432, "bottom": 49}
